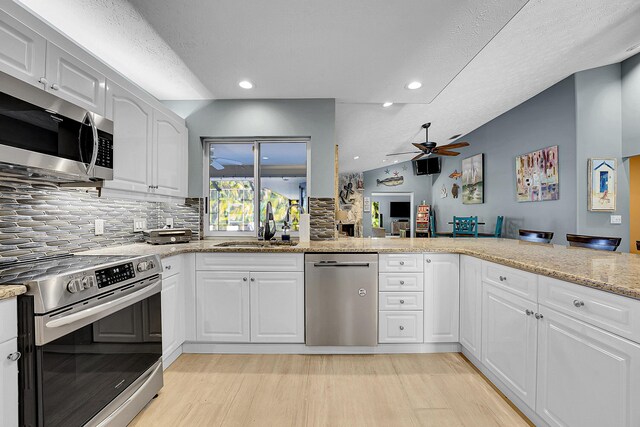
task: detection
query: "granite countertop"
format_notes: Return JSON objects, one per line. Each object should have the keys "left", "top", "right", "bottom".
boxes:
{"left": 0, "top": 285, "right": 27, "bottom": 301}
{"left": 80, "top": 237, "right": 640, "bottom": 300}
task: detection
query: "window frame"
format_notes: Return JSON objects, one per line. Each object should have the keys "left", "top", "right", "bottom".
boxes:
{"left": 202, "top": 137, "right": 311, "bottom": 238}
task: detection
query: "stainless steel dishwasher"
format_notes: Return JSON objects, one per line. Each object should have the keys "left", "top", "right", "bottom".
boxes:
{"left": 305, "top": 253, "right": 378, "bottom": 346}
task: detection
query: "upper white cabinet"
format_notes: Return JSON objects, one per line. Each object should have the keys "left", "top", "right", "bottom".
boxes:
{"left": 152, "top": 109, "right": 188, "bottom": 198}
{"left": 105, "top": 82, "right": 153, "bottom": 194}
{"left": 482, "top": 282, "right": 538, "bottom": 409}
{"left": 423, "top": 254, "right": 459, "bottom": 343}
{"left": 0, "top": 9, "right": 46, "bottom": 87}
{"left": 536, "top": 307, "right": 640, "bottom": 427}
{"left": 459, "top": 255, "right": 482, "bottom": 360}
{"left": 45, "top": 43, "right": 106, "bottom": 115}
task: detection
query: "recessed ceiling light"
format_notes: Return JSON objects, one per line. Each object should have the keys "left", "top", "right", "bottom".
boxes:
{"left": 353, "top": 156, "right": 360, "bottom": 160}
{"left": 382, "top": 102, "right": 393, "bottom": 108}
{"left": 394, "top": 160, "right": 398, "bottom": 163}
{"left": 262, "top": 156, "right": 269, "bottom": 160}
{"left": 626, "top": 43, "right": 640, "bottom": 52}
{"left": 238, "top": 80, "right": 254, "bottom": 89}
{"left": 406, "top": 81, "right": 422, "bottom": 90}
{"left": 382, "top": 159, "right": 387, "bottom": 162}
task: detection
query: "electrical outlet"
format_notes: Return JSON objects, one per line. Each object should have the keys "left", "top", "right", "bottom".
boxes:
{"left": 133, "top": 218, "right": 147, "bottom": 232}
{"left": 94, "top": 219, "right": 104, "bottom": 236}
{"left": 165, "top": 217, "right": 174, "bottom": 228}
{"left": 610, "top": 215, "right": 622, "bottom": 224}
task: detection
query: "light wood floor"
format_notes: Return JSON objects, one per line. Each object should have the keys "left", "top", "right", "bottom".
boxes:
{"left": 131, "top": 353, "right": 532, "bottom": 427}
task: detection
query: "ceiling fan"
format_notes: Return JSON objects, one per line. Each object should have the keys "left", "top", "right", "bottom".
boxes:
{"left": 387, "top": 123, "right": 470, "bottom": 161}
{"left": 210, "top": 157, "right": 243, "bottom": 170}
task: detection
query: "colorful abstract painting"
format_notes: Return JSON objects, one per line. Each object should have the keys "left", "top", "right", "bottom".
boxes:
{"left": 588, "top": 158, "right": 616, "bottom": 211}
{"left": 516, "top": 146, "right": 559, "bottom": 202}
{"left": 462, "top": 153, "right": 484, "bottom": 204}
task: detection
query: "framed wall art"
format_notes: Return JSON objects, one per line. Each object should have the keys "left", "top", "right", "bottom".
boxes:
{"left": 462, "top": 153, "right": 484, "bottom": 204}
{"left": 516, "top": 145, "right": 559, "bottom": 202}
{"left": 588, "top": 158, "right": 616, "bottom": 211}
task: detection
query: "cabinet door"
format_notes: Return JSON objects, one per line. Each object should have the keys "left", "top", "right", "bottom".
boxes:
{"left": 250, "top": 271, "right": 304, "bottom": 343}
{"left": 161, "top": 273, "right": 181, "bottom": 359}
{"left": 152, "top": 109, "right": 188, "bottom": 197}
{"left": 0, "top": 338, "right": 19, "bottom": 427}
{"left": 0, "top": 10, "right": 46, "bottom": 87}
{"left": 482, "top": 283, "right": 538, "bottom": 409}
{"left": 537, "top": 307, "right": 640, "bottom": 427}
{"left": 45, "top": 43, "right": 106, "bottom": 115}
{"left": 104, "top": 82, "right": 153, "bottom": 193}
{"left": 423, "top": 254, "right": 459, "bottom": 342}
{"left": 460, "top": 255, "right": 482, "bottom": 359}
{"left": 196, "top": 271, "right": 250, "bottom": 342}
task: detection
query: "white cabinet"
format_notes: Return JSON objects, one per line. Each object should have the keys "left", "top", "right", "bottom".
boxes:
{"left": 536, "top": 307, "right": 640, "bottom": 427}
{"left": 0, "top": 9, "right": 46, "bottom": 87}
{"left": 196, "top": 271, "right": 250, "bottom": 342}
{"left": 482, "top": 283, "right": 538, "bottom": 409}
{"left": 379, "top": 311, "right": 424, "bottom": 343}
{"left": 45, "top": 43, "right": 106, "bottom": 115}
{"left": 250, "top": 271, "right": 304, "bottom": 343}
{"left": 105, "top": 82, "right": 153, "bottom": 194}
{"left": 0, "top": 299, "right": 18, "bottom": 427}
{"left": 161, "top": 257, "right": 185, "bottom": 367}
{"left": 379, "top": 253, "right": 423, "bottom": 272}
{"left": 423, "top": 254, "right": 459, "bottom": 343}
{"left": 459, "top": 255, "right": 482, "bottom": 360}
{"left": 152, "top": 109, "right": 188, "bottom": 197}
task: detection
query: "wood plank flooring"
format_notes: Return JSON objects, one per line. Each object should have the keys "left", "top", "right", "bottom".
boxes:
{"left": 130, "top": 353, "right": 531, "bottom": 427}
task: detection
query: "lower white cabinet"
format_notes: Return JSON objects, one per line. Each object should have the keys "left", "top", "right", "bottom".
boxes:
{"left": 250, "top": 271, "right": 305, "bottom": 343}
{"left": 196, "top": 271, "right": 250, "bottom": 342}
{"left": 379, "top": 311, "right": 424, "bottom": 343}
{"left": 0, "top": 298, "right": 18, "bottom": 427}
{"left": 161, "top": 271, "right": 185, "bottom": 364}
{"left": 459, "top": 255, "right": 482, "bottom": 360}
{"left": 423, "top": 254, "right": 459, "bottom": 342}
{"left": 536, "top": 307, "right": 640, "bottom": 427}
{"left": 482, "top": 282, "right": 538, "bottom": 409}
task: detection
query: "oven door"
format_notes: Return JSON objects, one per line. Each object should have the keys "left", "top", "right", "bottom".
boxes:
{"left": 19, "top": 280, "right": 162, "bottom": 427}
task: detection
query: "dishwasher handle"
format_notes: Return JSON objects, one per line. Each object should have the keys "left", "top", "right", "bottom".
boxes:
{"left": 312, "top": 261, "right": 371, "bottom": 267}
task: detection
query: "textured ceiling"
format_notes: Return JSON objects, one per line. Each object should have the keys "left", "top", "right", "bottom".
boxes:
{"left": 13, "top": 0, "right": 640, "bottom": 173}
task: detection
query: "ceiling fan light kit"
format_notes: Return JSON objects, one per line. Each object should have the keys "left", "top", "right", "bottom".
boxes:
{"left": 387, "top": 122, "right": 470, "bottom": 160}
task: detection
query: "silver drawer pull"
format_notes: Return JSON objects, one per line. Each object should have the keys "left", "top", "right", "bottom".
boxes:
{"left": 399, "top": 280, "right": 405, "bottom": 285}
{"left": 400, "top": 300, "right": 405, "bottom": 304}
{"left": 535, "top": 313, "right": 544, "bottom": 320}
{"left": 399, "top": 326, "right": 405, "bottom": 331}
{"left": 399, "top": 261, "right": 405, "bottom": 265}
{"left": 499, "top": 276, "right": 507, "bottom": 281}
{"left": 251, "top": 277, "right": 255, "bottom": 282}
{"left": 525, "top": 309, "right": 534, "bottom": 316}
{"left": 7, "top": 352, "right": 21, "bottom": 362}
{"left": 243, "top": 277, "right": 248, "bottom": 281}
{"left": 573, "top": 300, "right": 585, "bottom": 308}
{"left": 425, "top": 258, "right": 431, "bottom": 263}
{"left": 165, "top": 265, "right": 172, "bottom": 270}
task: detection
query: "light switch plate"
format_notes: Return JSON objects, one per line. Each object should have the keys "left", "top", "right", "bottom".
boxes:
{"left": 610, "top": 215, "right": 622, "bottom": 224}
{"left": 165, "top": 217, "right": 174, "bottom": 228}
{"left": 94, "top": 219, "right": 104, "bottom": 235}
{"left": 133, "top": 218, "right": 147, "bottom": 232}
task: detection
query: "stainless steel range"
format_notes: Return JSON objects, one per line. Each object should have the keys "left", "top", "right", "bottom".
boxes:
{"left": 0, "top": 254, "right": 163, "bottom": 427}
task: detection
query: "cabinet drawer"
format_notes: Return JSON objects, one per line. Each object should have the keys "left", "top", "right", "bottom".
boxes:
{"left": 161, "top": 256, "right": 183, "bottom": 278}
{"left": 0, "top": 298, "right": 17, "bottom": 343}
{"left": 379, "top": 273, "right": 424, "bottom": 291}
{"left": 482, "top": 261, "right": 537, "bottom": 301}
{"left": 379, "top": 311, "right": 424, "bottom": 343}
{"left": 539, "top": 276, "right": 640, "bottom": 343}
{"left": 196, "top": 253, "right": 303, "bottom": 272}
{"left": 379, "top": 292, "right": 423, "bottom": 311}
{"left": 379, "top": 254, "right": 423, "bottom": 272}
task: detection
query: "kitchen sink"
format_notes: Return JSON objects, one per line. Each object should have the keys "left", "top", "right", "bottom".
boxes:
{"left": 214, "top": 240, "right": 298, "bottom": 248}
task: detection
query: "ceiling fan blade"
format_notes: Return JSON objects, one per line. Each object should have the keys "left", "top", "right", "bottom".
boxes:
{"left": 433, "top": 150, "right": 461, "bottom": 156}
{"left": 386, "top": 151, "right": 422, "bottom": 156}
{"left": 438, "top": 141, "right": 469, "bottom": 150}
{"left": 214, "top": 157, "right": 243, "bottom": 165}
{"left": 412, "top": 153, "right": 426, "bottom": 161}
{"left": 210, "top": 160, "right": 224, "bottom": 170}
{"left": 412, "top": 143, "right": 426, "bottom": 150}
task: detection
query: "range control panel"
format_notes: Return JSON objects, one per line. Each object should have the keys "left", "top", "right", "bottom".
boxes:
{"left": 96, "top": 262, "right": 135, "bottom": 288}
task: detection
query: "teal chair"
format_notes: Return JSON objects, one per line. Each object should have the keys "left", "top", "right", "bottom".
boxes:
{"left": 430, "top": 210, "right": 452, "bottom": 237}
{"left": 479, "top": 216, "right": 504, "bottom": 238}
{"left": 452, "top": 216, "right": 478, "bottom": 237}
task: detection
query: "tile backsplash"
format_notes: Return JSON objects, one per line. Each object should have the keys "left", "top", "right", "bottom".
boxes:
{"left": 0, "top": 180, "right": 200, "bottom": 263}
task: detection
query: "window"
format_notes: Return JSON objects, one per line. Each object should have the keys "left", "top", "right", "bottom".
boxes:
{"left": 204, "top": 139, "right": 308, "bottom": 237}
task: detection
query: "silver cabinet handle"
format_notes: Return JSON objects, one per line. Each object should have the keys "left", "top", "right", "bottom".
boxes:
{"left": 250, "top": 278, "right": 255, "bottom": 282}
{"left": 499, "top": 276, "right": 507, "bottom": 281}
{"left": 165, "top": 265, "right": 172, "bottom": 270}
{"left": 243, "top": 277, "right": 248, "bottom": 281}
{"left": 535, "top": 313, "right": 544, "bottom": 320}
{"left": 399, "top": 261, "right": 405, "bottom": 265}
{"left": 525, "top": 309, "right": 534, "bottom": 316}
{"left": 573, "top": 300, "right": 585, "bottom": 308}
{"left": 400, "top": 300, "right": 405, "bottom": 304}
{"left": 425, "top": 258, "right": 431, "bottom": 263}
{"left": 399, "top": 326, "right": 405, "bottom": 331}
{"left": 38, "top": 77, "right": 48, "bottom": 86}
{"left": 399, "top": 280, "right": 405, "bottom": 285}
{"left": 7, "top": 352, "right": 21, "bottom": 362}
{"left": 50, "top": 83, "right": 60, "bottom": 90}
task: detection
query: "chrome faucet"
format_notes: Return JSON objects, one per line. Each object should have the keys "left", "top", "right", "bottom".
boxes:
{"left": 283, "top": 203, "right": 305, "bottom": 232}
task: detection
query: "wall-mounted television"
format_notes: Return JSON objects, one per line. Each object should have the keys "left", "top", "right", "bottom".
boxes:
{"left": 390, "top": 201, "right": 411, "bottom": 218}
{"left": 414, "top": 157, "right": 441, "bottom": 175}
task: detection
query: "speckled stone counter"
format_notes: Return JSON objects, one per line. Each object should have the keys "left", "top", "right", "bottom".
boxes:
{"left": 0, "top": 284, "right": 27, "bottom": 301}
{"left": 81, "top": 237, "right": 640, "bottom": 300}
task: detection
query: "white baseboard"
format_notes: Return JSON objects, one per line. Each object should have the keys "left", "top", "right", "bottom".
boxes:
{"left": 182, "top": 342, "right": 461, "bottom": 354}
{"left": 461, "top": 347, "right": 549, "bottom": 427}
{"left": 162, "top": 345, "right": 183, "bottom": 370}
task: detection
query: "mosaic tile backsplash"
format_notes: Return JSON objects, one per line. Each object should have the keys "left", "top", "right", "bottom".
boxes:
{"left": 0, "top": 180, "right": 200, "bottom": 263}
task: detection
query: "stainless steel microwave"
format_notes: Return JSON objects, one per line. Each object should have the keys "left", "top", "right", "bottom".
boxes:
{"left": 0, "top": 71, "right": 113, "bottom": 183}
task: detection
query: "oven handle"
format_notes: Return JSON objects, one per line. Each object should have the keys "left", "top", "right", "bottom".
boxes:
{"left": 45, "top": 281, "right": 161, "bottom": 329}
